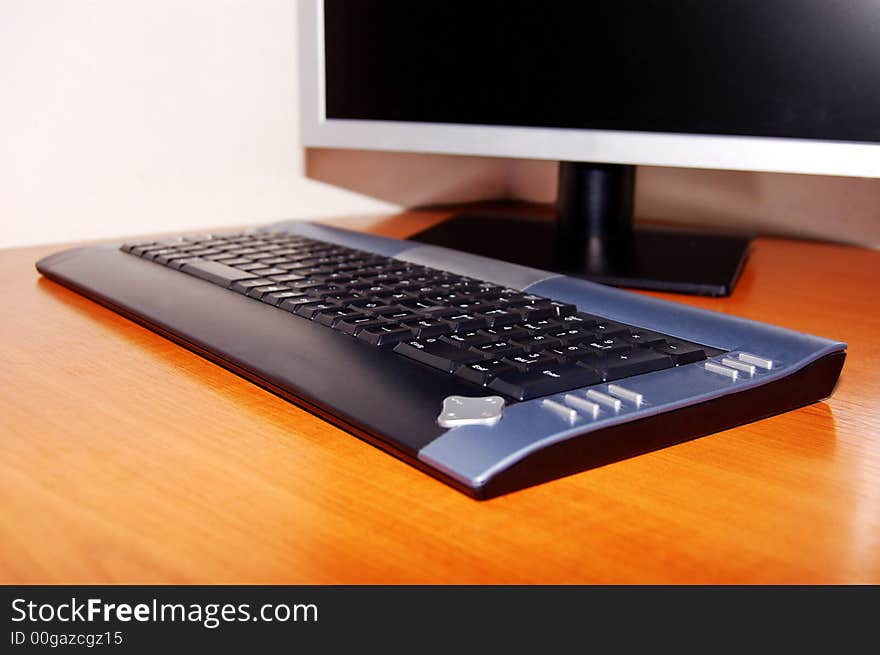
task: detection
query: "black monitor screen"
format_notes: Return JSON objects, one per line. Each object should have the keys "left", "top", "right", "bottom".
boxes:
{"left": 324, "top": 0, "right": 880, "bottom": 143}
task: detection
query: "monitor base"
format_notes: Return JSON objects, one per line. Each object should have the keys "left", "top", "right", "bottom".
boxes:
{"left": 408, "top": 212, "right": 751, "bottom": 297}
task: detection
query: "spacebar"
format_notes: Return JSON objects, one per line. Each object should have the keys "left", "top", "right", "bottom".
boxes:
{"left": 178, "top": 258, "right": 258, "bottom": 287}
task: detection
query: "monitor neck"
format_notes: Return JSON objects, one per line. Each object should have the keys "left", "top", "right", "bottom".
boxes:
{"left": 557, "top": 161, "right": 635, "bottom": 245}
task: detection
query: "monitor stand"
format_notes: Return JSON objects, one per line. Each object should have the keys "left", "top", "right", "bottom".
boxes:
{"left": 408, "top": 162, "right": 751, "bottom": 297}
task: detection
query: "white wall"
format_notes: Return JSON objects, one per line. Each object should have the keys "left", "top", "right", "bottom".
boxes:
{"left": 3, "top": 1, "right": 879, "bottom": 250}
{"left": 1, "top": 0, "right": 399, "bottom": 248}
{"left": 507, "top": 161, "right": 880, "bottom": 248}
{"left": 307, "top": 149, "right": 880, "bottom": 249}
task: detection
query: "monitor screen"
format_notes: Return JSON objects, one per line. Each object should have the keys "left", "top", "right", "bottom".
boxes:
{"left": 300, "top": 0, "right": 880, "bottom": 177}
{"left": 324, "top": 0, "right": 880, "bottom": 143}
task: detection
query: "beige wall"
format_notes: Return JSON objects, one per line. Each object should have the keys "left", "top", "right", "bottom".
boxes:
{"left": 3, "top": 1, "right": 878, "bottom": 250}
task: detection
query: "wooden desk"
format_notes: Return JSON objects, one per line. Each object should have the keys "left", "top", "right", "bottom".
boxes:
{"left": 2, "top": 208, "right": 879, "bottom": 584}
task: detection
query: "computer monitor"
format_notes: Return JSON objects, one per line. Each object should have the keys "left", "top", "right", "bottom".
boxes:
{"left": 298, "top": 0, "right": 880, "bottom": 296}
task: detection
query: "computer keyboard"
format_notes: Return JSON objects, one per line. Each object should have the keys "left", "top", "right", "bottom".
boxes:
{"left": 36, "top": 221, "right": 846, "bottom": 498}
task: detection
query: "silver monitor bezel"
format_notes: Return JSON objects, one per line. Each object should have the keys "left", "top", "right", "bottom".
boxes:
{"left": 299, "top": 0, "right": 880, "bottom": 178}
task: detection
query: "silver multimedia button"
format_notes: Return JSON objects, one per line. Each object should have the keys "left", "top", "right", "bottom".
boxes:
{"left": 563, "top": 394, "right": 601, "bottom": 419}
{"left": 540, "top": 399, "right": 579, "bottom": 424}
{"left": 437, "top": 395, "right": 505, "bottom": 428}
{"left": 606, "top": 384, "right": 644, "bottom": 406}
{"left": 585, "top": 389, "right": 623, "bottom": 412}
{"left": 722, "top": 357, "right": 757, "bottom": 376}
{"left": 704, "top": 361, "right": 739, "bottom": 380}
{"left": 738, "top": 352, "right": 774, "bottom": 370}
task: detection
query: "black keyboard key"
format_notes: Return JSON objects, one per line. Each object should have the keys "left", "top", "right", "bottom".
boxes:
{"left": 179, "top": 258, "right": 260, "bottom": 287}
{"left": 170, "top": 257, "right": 197, "bottom": 270}
{"left": 654, "top": 340, "right": 708, "bottom": 365}
{"left": 182, "top": 247, "right": 223, "bottom": 258}
{"left": 154, "top": 252, "right": 197, "bottom": 266}
{"left": 398, "top": 298, "right": 446, "bottom": 312}
{"left": 268, "top": 272, "right": 307, "bottom": 283}
{"left": 253, "top": 257, "right": 291, "bottom": 266}
{"left": 314, "top": 308, "right": 368, "bottom": 327}
{"left": 488, "top": 364, "right": 603, "bottom": 401}
{"left": 581, "top": 335, "right": 633, "bottom": 354}
{"left": 234, "top": 262, "right": 271, "bottom": 272}
{"left": 290, "top": 280, "right": 332, "bottom": 292}
{"left": 348, "top": 299, "right": 391, "bottom": 313}
{"left": 439, "top": 313, "right": 488, "bottom": 332}
{"left": 548, "top": 343, "right": 599, "bottom": 362}
{"left": 595, "top": 349, "right": 674, "bottom": 381}
{"left": 372, "top": 288, "right": 414, "bottom": 302}
{"left": 349, "top": 279, "right": 385, "bottom": 292}
{"left": 455, "top": 359, "right": 516, "bottom": 386}
{"left": 590, "top": 318, "right": 633, "bottom": 337}
{"left": 477, "top": 307, "right": 522, "bottom": 327}
{"left": 516, "top": 302, "right": 558, "bottom": 321}
{"left": 336, "top": 316, "right": 388, "bottom": 336}
{"left": 440, "top": 331, "right": 493, "bottom": 348}
{"left": 549, "top": 327, "right": 595, "bottom": 344}
{"left": 393, "top": 339, "right": 484, "bottom": 373}
{"left": 141, "top": 242, "right": 190, "bottom": 256}
{"left": 129, "top": 245, "right": 162, "bottom": 257}
{"left": 496, "top": 293, "right": 530, "bottom": 308}
{"left": 447, "top": 299, "right": 493, "bottom": 313}
{"left": 479, "top": 325, "right": 531, "bottom": 341}
{"left": 202, "top": 252, "right": 239, "bottom": 260}
{"left": 278, "top": 294, "right": 323, "bottom": 312}
{"left": 357, "top": 324, "right": 414, "bottom": 347}
{"left": 282, "top": 261, "right": 322, "bottom": 273}
{"left": 302, "top": 284, "right": 346, "bottom": 296}
{"left": 467, "top": 289, "right": 504, "bottom": 303}
{"left": 626, "top": 328, "right": 668, "bottom": 348}
{"left": 246, "top": 284, "right": 293, "bottom": 300}
{"left": 560, "top": 312, "right": 600, "bottom": 328}
{"left": 322, "top": 273, "right": 358, "bottom": 285}
{"left": 320, "top": 293, "right": 362, "bottom": 305}
{"left": 121, "top": 240, "right": 157, "bottom": 254}
{"left": 470, "top": 340, "right": 523, "bottom": 358}
{"left": 294, "top": 301, "right": 340, "bottom": 319}
{"left": 384, "top": 290, "right": 417, "bottom": 304}
{"left": 370, "top": 274, "right": 401, "bottom": 285}
{"left": 374, "top": 309, "right": 421, "bottom": 323}
{"left": 403, "top": 318, "right": 453, "bottom": 339}
{"left": 262, "top": 290, "right": 307, "bottom": 306}
{"left": 548, "top": 301, "right": 578, "bottom": 317}
{"left": 512, "top": 334, "right": 563, "bottom": 352}
{"left": 230, "top": 278, "right": 275, "bottom": 293}
{"left": 421, "top": 291, "right": 473, "bottom": 304}
{"left": 520, "top": 319, "right": 563, "bottom": 334}
{"left": 504, "top": 352, "right": 563, "bottom": 370}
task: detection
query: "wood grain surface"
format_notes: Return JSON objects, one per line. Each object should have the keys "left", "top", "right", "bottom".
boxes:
{"left": 1, "top": 207, "right": 879, "bottom": 584}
